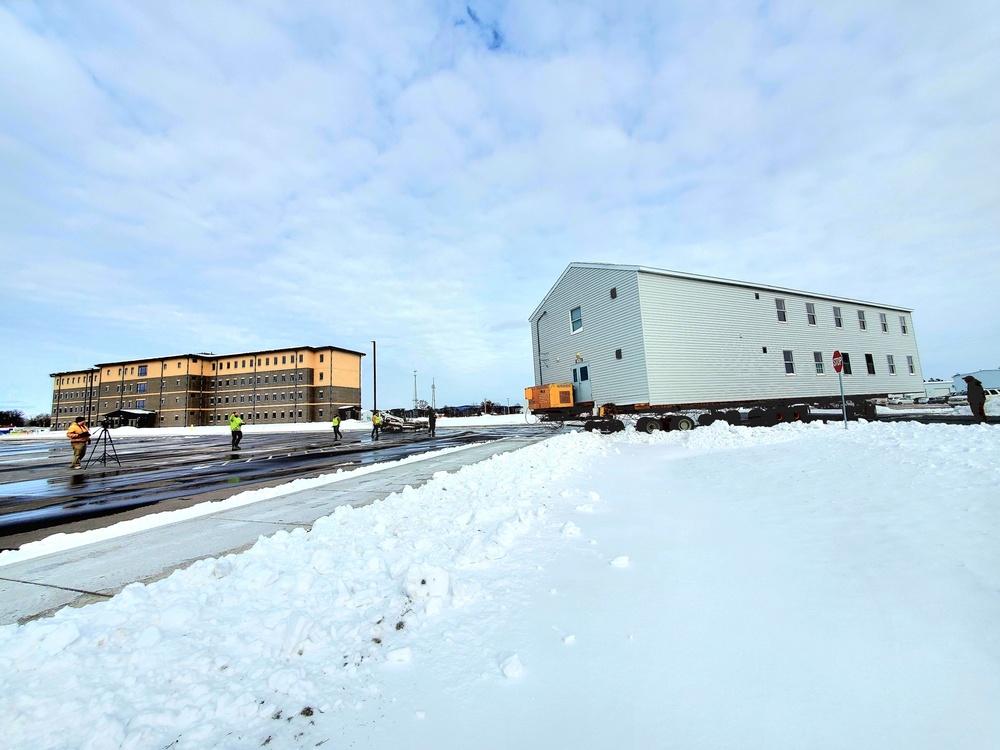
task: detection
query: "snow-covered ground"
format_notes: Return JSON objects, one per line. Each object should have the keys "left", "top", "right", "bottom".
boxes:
{"left": 2, "top": 418, "right": 999, "bottom": 749}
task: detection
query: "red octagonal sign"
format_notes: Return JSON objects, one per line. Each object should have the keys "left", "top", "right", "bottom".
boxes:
{"left": 832, "top": 350, "right": 843, "bottom": 373}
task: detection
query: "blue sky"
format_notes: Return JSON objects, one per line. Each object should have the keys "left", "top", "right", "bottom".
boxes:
{"left": 2, "top": 0, "right": 998, "bottom": 416}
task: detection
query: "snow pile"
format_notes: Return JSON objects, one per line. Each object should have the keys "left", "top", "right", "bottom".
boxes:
{"left": 2, "top": 420, "right": 999, "bottom": 749}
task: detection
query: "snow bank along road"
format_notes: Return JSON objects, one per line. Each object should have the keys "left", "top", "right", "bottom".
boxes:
{"left": 0, "top": 433, "right": 552, "bottom": 626}
{"left": 0, "top": 423, "right": 550, "bottom": 545}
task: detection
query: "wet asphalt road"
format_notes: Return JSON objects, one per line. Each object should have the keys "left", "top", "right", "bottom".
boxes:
{"left": 0, "top": 425, "right": 558, "bottom": 548}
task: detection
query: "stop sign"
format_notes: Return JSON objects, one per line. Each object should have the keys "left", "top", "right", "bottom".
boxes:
{"left": 832, "top": 350, "right": 843, "bottom": 373}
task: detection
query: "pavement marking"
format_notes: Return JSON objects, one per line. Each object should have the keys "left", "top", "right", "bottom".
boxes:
{"left": 0, "top": 575, "right": 113, "bottom": 598}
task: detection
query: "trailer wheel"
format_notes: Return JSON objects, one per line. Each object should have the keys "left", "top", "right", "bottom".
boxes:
{"left": 608, "top": 419, "right": 626, "bottom": 433}
{"left": 636, "top": 417, "right": 660, "bottom": 433}
{"left": 747, "top": 408, "right": 767, "bottom": 426}
{"left": 725, "top": 410, "right": 742, "bottom": 425}
{"left": 671, "top": 415, "right": 695, "bottom": 431}
{"left": 584, "top": 420, "right": 597, "bottom": 432}
{"left": 791, "top": 405, "right": 811, "bottom": 422}
{"left": 697, "top": 413, "right": 715, "bottom": 426}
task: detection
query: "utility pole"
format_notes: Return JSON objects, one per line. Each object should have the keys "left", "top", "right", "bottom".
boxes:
{"left": 431, "top": 378, "right": 436, "bottom": 409}
{"left": 371, "top": 341, "right": 377, "bottom": 413}
{"left": 413, "top": 370, "right": 418, "bottom": 411}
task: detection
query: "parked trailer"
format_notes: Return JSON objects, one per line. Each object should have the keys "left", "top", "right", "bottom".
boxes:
{"left": 525, "top": 384, "right": 879, "bottom": 433}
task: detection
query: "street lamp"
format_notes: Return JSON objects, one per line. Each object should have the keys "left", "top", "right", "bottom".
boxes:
{"left": 371, "top": 340, "right": 377, "bottom": 413}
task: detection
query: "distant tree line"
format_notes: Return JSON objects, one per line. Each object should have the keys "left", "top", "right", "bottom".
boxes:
{"left": 0, "top": 410, "right": 52, "bottom": 427}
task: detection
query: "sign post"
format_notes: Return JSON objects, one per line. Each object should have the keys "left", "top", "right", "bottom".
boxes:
{"left": 832, "top": 350, "right": 847, "bottom": 429}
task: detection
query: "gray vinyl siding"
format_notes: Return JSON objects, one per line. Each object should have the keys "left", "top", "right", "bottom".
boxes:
{"left": 530, "top": 266, "right": 650, "bottom": 404}
{"left": 638, "top": 273, "right": 924, "bottom": 404}
{"left": 531, "top": 263, "right": 924, "bottom": 409}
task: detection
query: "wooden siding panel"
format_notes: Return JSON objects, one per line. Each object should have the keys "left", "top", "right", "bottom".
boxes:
{"left": 529, "top": 266, "right": 650, "bottom": 404}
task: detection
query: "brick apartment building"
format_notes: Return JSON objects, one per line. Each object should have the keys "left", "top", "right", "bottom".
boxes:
{"left": 50, "top": 345, "right": 364, "bottom": 429}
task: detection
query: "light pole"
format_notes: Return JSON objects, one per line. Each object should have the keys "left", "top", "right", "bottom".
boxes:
{"left": 413, "top": 369, "right": 418, "bottom": 411}
{"left": 371, "top": 340, "right": 377, "bottom": 413}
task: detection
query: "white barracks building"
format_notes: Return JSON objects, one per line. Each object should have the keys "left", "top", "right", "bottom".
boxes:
{"left": 529, "top": 262, "right": 924, "bottom": 409}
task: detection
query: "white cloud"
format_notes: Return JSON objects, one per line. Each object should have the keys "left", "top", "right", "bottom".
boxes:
{"left": 2, "top": 0, "right": 999, "bottom": 415}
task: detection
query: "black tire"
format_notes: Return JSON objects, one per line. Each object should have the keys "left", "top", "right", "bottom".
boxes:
{"left": 725, "top": 410, "right": 742, "bottom": 425}
{"left": 747, "top": 408, "right": 767, "bottom": 426}
{"left": 671, "top": 415, "right": 695, "bottom": 431}
{"left": 636, "top": 417, "right": 661, "bottom": 434}
{"left": 608, "top": 419, "right": 626, "bottom": 433}
{"left": 697, "top": 413, "right": 716, "bottom": 426}
{"left": 791, "top": 405, "right": 811, "bottom": 422}
{"left": 584, "top": 420, "right": 597, "bottom": 432}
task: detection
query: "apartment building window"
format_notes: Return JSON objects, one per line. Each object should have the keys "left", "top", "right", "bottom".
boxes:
{"left": 813, "top": 352, "right": 824, "bottom": 374}
{"left": 806, "top": 303, "right": 817, "bottom": 325}
{"left": 320, "top": 354, "right": 325, "bottom": 363}
{"left": 282, "top": 356, "right": 287, "bottom": 364}
{"left": 775, "top": 299, "right": 787, "bottom": 322}
{"left": 879, "top": 313, "right": 888, "bottom": 333}
{"left": 570, "top": 306, "right": 583, "bottom": 332}
{"left": 137, "top": 399, "right": 145, "bottom": 409}
{"left": 865, "top": 353, "right": 876, "bottom": 374}
{"left": 887, "top": 355, "right": 896, "bottom": 374}
{"left": 858, "top": 310, "right": 867, "bottom": 330}
{"left": 842, "top": 352, "right": 853, "bottom": 375}
{"left": 137, "top": 383, "right": 147, "bottom": 393}
{"left": 318, "top": 391, "right": 324, "bottom": 399}
{"left": 833, "top": 306, "right": 843, "bottom": 328}
{"left": 138, "top": 365, "right": 147, "bottom": 376}
{"left": 281, "top": 375, "right": 287, "bottom": 382}
{"left": 907, "top": 355, "right": 915, "bottom": 374}
{"left": 899, "top": 316, "right": 908, "bottom": 334}
{"left": 783, "top": 350, "right": 795, "bottom": 374}
{"left": 319, "top": 373, "right": 324, "bottom": 381}
{"left": 298, "top": 373, "right": 303, "bottom": 381}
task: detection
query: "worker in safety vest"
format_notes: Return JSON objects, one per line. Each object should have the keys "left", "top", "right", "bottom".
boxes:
{"left": 229, "top": 412, "right": 244, "bottom": 450}
{"left": 331, "top": 413, "right": 342, "bottom": 440}
{"left": 371, "top": 412, "right": 381, "bottom": 441}
{"left": 66, "top": 416, "right": 91, "bottom": 469}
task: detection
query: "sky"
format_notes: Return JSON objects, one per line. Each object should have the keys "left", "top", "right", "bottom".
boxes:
{"left": 2, "top": 0, "right": 999, "bottom": 417}
{"left": 3, "top": 415, "right": 999, "bottom": 748}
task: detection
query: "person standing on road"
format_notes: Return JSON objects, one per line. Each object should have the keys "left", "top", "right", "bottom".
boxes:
{"left": 229, "top": 411, "right": 244, "bottom": 449}
{"left": 427, "top": 411, "right": 436, "bottom": 437}
{"left": 963, "top": 375, "right": 988, "bottom": 423}
{"left": 371, "top": 411, "right": 381, "bottom": 441}
{"left": 331, "top": 413, "right": 342, "bottom": 440}
{"left": 66, "top": 416, "right": 91, "bottom": 469}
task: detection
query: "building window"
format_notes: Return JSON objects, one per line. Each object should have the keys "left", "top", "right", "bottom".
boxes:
{"left": 281, "top": 375, "right": 286, "bottom": 382}
{"left": 899, "top": 316, "right": 908, "bottom": 334}
{"left": 833, "top": 306, "right": 843, "bottom": 328}
{"left": 879, "top": 313, "right": 888, "bottom": 333}
{"left": 282, "top": 356, "right": 287, "bottom": 364}
{"left": 813, "top": 352, "right": 824, "bottom": 374}
{"left": 319, "top": 409, "right": 324, "bottom": 418}
{"left": 298, "top": 374, "right": 303, "bottom": 381}
{"left": 842, "top": 352, "right": 853, "bottom": 375}
{"left": 137, "top": 399, "right": 145, "bottom": 409}
{"left": 138, "top": 365, "right": 147, "bottom": 376}
{"left": 806, "top": 303, "right": 816, "bottom": 325}
{"left": 570, "top": 306, "right": 583, "bottom": 333}
{"left": 858, "top": 310, "right": 867, "bottom": 330}
{"left": 907, "top": 355, "right": 915, "bottom": 374}
{"left": 775, "top": 299, "right": 787, "bottom": 322}
{"left": 137, "top": 383, "right": 147, "bottom": 393}
{"left": 319, "top": 372, "right": 324, "bottom": 381}
{"left": 615, "top": 349, "right": 622, "bottom": 359}
{"left": 865, "top": 353, "right": 876, "bottom": 374}
{"left": 610, "top": 287, "right": 617, "bottom": 299}
{"left": 299, "top": 355, "right": 304, "bottom": 363}
{"left": 783, "top": 350, "right": 795, "bottom": 374}
{"left": 887, "top": 355, "right": 896, "bottom": 374}
{"left": 320, "top": 354, "right": 325, "bottom": 363}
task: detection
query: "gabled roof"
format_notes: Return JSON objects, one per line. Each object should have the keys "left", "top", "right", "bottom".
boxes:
{"left": 528, "top": 261, "right": 913, "bottom": 321}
